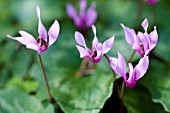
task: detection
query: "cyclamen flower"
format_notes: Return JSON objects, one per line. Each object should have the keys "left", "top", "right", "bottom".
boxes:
{"left": 121, "top": 18, "right": 158, "bottom": 57}
{"left": 66, "top": 0, "right": 97, "bottom": 30}
{"left": 143, "top": 0, "right": 159, "bottom": 5}
{"left": 75, "top": 25, "right": 114, "bottom": 63}
{"left": 109, "top": 52, "right": 149, "bottom": 88}
{"left": 7, "top": 6, "right": 60, "bottom": 54}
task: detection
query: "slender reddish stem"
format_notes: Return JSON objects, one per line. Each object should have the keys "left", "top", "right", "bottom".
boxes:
{"left": 104, "top": 54, "right": 119, "bottom": 90}
{"left": 120, "top": 50, "right": 136, "bottom": 113}
{"left": 38, "top": 54, "right": 54, "bottom": 103}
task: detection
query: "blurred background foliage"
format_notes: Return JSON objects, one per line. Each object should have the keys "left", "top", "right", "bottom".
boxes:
{"left": 0, "top": 0, "right": 170, "bottom": 113}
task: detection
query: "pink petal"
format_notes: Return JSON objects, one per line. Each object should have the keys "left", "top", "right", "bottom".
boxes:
{"left": 116, "top": 52, "right": 126, "bottom": 79}
{"left": 36, "top": 5, "right": 47, "bottom": 41}
{"left": 96, "top": 43, "right": 103, "bottom": 58}
{"left": 7, "top": 33, "right": 40, "bottom": 53}
{"left": 132, "top": 34, "right": 142, "bottom": 55}
{"left": 102, "top": 35, "right": 114, "bottom": 54}
{"left": 142, "top": 18, "right": 148, "bottom": 32}
{"left": 7, "top": 30, "right": 36, "bottom": 45}
{"left": 109, "top": 56, "right": 118, "bottom": 73}
{"left": 76, "top": 45, "right": 89, "bottom": 58}
{"left": 19, "top": 30, "right": 37, "bottom": 44}
{"left": 92, "top": 36, "right": 99, "bottom": 51}
{"left": 75, "top": 31, "right": 87, "bottom": 48}
{"left": 7, "top": 35, "right": 26, "bottom": 45}
{"left": 48, "top": 20, "right": 60, "bottom": 46}
{"left": 26, "top": 43, "right": 40, "bottom": 53}
{"left": 92, "top": 25, "right": 96, "bottom": 36}
{"left": 92, "top": 25, "right": 99, "bottom": 50}
{"left": 66, "top": 3, "right": 78, "bottom": 20}
{"left": 137, "top": 32, "right": 149, "bottom": 51}
{"left": 79, "top": 0, "right": 87, "bottom": 12}
{"left": 149, "top": 26, "right": 158, "bottom": 50}
{"left": 135, "top": 56, "right": 149, "bottom": 80}
{"left": 86, "top": 3, "right": 97, "bottom": 27}
{"left": 121, "top": 23, "right": 135, "bottom": 46}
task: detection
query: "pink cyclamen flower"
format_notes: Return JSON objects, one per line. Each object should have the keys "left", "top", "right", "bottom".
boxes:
{"left": 66, "top": 0, "right": 97, "bottom": 30}
{"left": 121, "top": 18, "right": 158, "bottom": 57}
{"left": 109, "top": 52, "right": 149, "bottom": 88}
{"left": 7, "top": 6, "right": 60, "bottom": 54}
{"left": 75, "top": 25, "right": 114, "bottom": 63}
{"left": 143, "top": 0, "right": 159, "bottom": 5}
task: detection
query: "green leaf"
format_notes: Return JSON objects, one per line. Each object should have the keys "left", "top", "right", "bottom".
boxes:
{"left": 153, "top": 30, "right": 170, "bottom": 62}
{"left": 124, "top": 85, "right": 167, "bottom": 113}
{"left": 140, "top": 59, "right": 170, "bottom": 112}
{"left": 5, "top": 77, "right": 38, "bottom": 93}
{"left": 0, "top": 87, "right": 54, "bottom": 113}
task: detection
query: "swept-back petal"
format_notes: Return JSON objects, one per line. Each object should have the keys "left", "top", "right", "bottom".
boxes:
{"left": 121, "top": 23, "right": 135, "bottom": 45}
{"left": 96, "top": 43, "right": 103, "bottom": 58}
{"left": 75, "top": 31, "right": 87, "bottom": 48}
{"left": 109, "top": 56, "right": 118, "bottom": 73}
{"left": 92, "top": 25, "right": 96, "bottom": 36}
{"left": 142, "top": 18, "right": 148, "bottom": 32}
{"left": 26, "top": 43, "right": 40, "bottom": 53}
{"left": 135, "top": 56, "right": 149, "bottom": 80}
{"left": 92, "top": 25, "right": 99, "bottom": 50}
{"left": 102, "top": 36, "right": 114, "bottom": 54}
{"left": 19, "top": 30, "right": 37, "bottom": 44}
{"left": 137, "top": 32, "right": 149, "bottom": 52}
{"left": 92, "top": 36, "right": 99, "bottom": 51}
{"left": 7, "top": 31, "right": 36, "bottom": 46}
{"left": 76, "top": 45, "right": 89, "bottom": 58}
{"left": 86, "top": 3, "right": 97, "bottom": 27}
{"left": 48, "top": 20, "right": 60, "bottom": 46}
{"left": 80, "top": 0, "right": 87, "bottom": 12}
{"left": 36, "top": 5, "right": 47, "bottom": 41}
{"left": 7, "top": 35, "right": 26, "bottom": 45}
{"left": 149, "top": 26, "right": 158, "bottom": 50}
{"left": 7, "top": 33, "right": 40, "bottom": 53}
{"left": 132, "top": 34, "right": 142, "bottom": 55}
{"left": 66, "top": 3, "right": 77, "bottom": 20}
{"left": 116, "top": 52, "right": 126, "bottom": 79}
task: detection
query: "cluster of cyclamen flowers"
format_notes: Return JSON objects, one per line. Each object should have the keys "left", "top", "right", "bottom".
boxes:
{"left": 7, "top": 0, "right": 158, "bottom": 96}
{"left": 75, "top": 18, "right": 158, "bottom": 87}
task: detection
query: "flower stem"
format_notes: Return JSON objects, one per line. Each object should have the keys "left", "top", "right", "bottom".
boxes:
{"left": 128, "top": 50, "right": 136, "bottom": 63}
{"left": 120, "top": 50, "right": 136, "bottom": 112}
{"left": 135, "top": 0, "right": 144, "bottom": 29}
{"left": 38, "top": 54, "right": 55, "bottom": 103}
{"left": 104, "top": 54, "right": 119, "bottom": 90}
{"left": 120, "top": 81, "right": 125, "bottom": 113}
